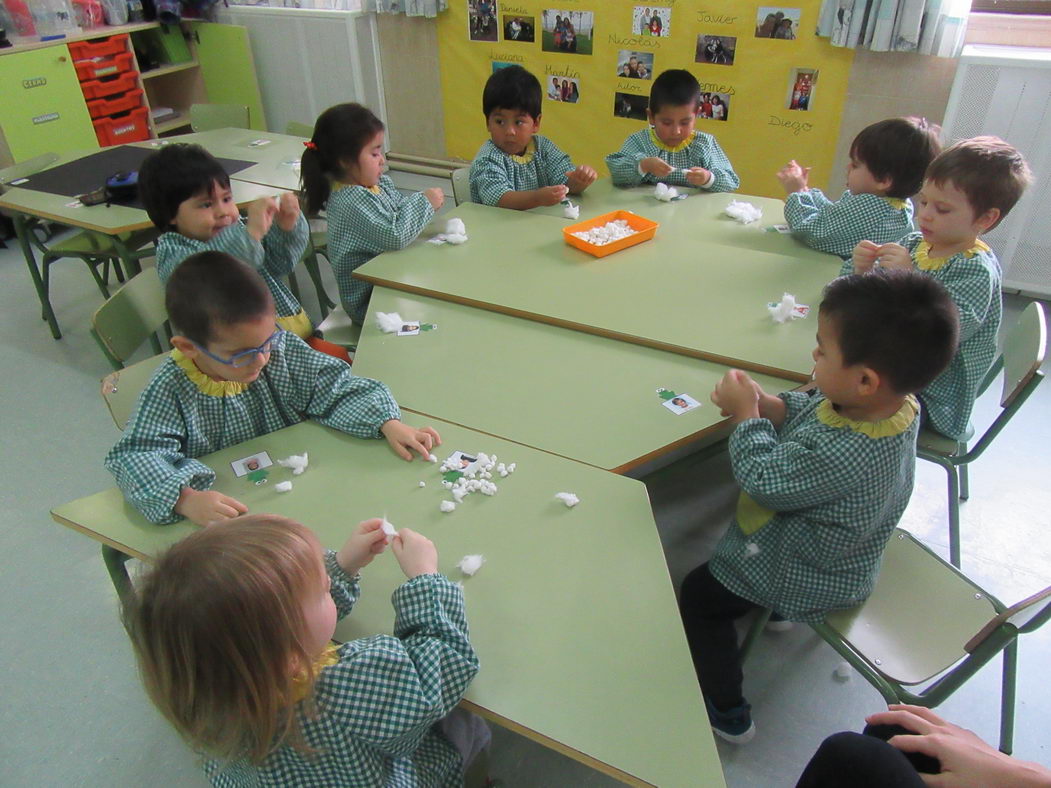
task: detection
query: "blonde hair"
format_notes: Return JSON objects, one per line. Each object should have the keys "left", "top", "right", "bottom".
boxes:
{"left": 124, "top": 514, "right": 326, "bottom": 764}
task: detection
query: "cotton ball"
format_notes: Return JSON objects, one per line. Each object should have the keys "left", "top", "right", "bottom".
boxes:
{"left": 496, "top": 463, "right": 506, "bottom": 474}
{"left": 725, "top": 200, "right": 763, "bottom": 224}
{"left": 563, "top": 201, "right": 579, "bottom": 220}
{"left": 554, "top": 492, "right": 580, "bottom": 508}
{"left": 482, "top": 471, "right": 492, "bottom": 480}
{"left": 490, "top": 455, "right": 498, "bottom": 463}
{"left": 507, "top": 463, "right": 516, "bottom": 473}
{"left": 376, "top": 312, "right": 404, "bottom": 334}
{"left": 440, "top": 500, "right": 457, "bottom": 513}
{"left": 445, "top": 233, "right": 468, "bottom": 245}
{"left": 277, "top": 452, "right": 308, "bottom": 475}
{"left": 834, "top": 661, "right": 853, "bottom": 682}
{"left": 498, "top": 470, "right": 508, "bottom": 478}
{"left": 768, "top": 293, "right": 797, "bottom": 324}
{"left": 445, "top": 217, "right": 466, "bottom": 236}
{"left": 428, "top": 453, "right": 438, "bottom": 463}
{"left": 380, "top": 518, "right": 397, "bottom": 538}
{"left": 418, "top": 481, "right": 426, "bottom": 488}
{"left": 274, "top": 480, "right": 293, "bottom": 493}
{"left": 654, "top": 183, "right": 679, "bottom": 202}
{"left": 452, "top": 487, "right": 467, "bottom": 503}
{"left": 458, "top": 554, "right": 485, "bottom": 579}
{"left": 442, "top": 480, "right": 453, "bottom": 489}
{"left": 468, "top": 480, "right": 480, "bottom": 491}
{"left": 476, "top": 452, "right": 491, "bottom": 466}
{"left": 745, "top": 542, "right": 761, "bottom": 557}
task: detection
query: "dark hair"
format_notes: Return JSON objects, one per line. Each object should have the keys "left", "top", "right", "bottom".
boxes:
{"left": 925, "top": 136, "right": 1032, "bottom": 230}
{"left": 820, "top": 269, "right": 959, "bottom": 395}
{"left": 165, "top": 251, "right": 274, "bottom": 346}
{"left": 849, "top": 117, "right": 942, "bottom": 199}
{"left": 649, "top": 69, "right": 701, "bottom": 115}
{"left": 300, "top": 103, "right": 385, "bottom": 215}
{"left": 138, "top": 144, "right": 231, "bottom": 230}
{"left": 482, "top": 65, "right": 541, "bottom": 120}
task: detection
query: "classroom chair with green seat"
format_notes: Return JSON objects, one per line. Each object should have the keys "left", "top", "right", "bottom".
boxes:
{"left": 744, "top": 528, "right": 1051, "bottom": 755}
{"left": 90, "top": 267, "right": 171, "bottom": 430}
{"left": 918, "top": 301, "right": 1047, "bottom": 568}
{"left": 189, "top": 103, "right": 251, "bottom": 132}
{"left": 451, "top": 167, "right": 471, "bottom": 205}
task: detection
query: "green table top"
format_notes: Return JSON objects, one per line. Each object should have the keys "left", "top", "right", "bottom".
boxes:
{"left": 52, "top": 418, "right": 724, "bottom": 788}
{"left": 356, "top": 187, "right": 840, "bottom": 381}
{"left": 354, "top": 287, "right": 796, "bottom": 472}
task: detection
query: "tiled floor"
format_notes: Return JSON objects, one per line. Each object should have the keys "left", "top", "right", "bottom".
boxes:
{"left": 1, "top": 179, "right": 1048, "bottom": 786}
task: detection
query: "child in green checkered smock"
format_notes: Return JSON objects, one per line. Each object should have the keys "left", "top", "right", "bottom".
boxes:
{"left": 846, "top": 137, "right": 1032, "bottom": 440}
{"left": 139, "top": 143, "right": 314, "bottom": 341}
{"left": 469, "top": 65, "right": 597, "bottom": 210}
{"left": 777, "top": 118, "right": 940, "bottom": 259}
{"left": 301, "top": 103, "right": 444, "bottom": 325}
{"left": 605, "top": 69, "right": 739, "bottom": 193}
{"left": 124, "top": 516, "right": 487, "bottom": 788}
{"left": 679, "top": 271, "right": 960, "bottom": 745}
{"left": 106, "top": 252, "right": 442, "bottom": 526}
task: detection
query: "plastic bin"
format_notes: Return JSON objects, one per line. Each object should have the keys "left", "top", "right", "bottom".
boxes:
{"left": 87, "top": 88, "right": 144, "bottom": 119}
{"left": 92, "top": 106, "right": 150, "bottom": 147}
{"left": 80, "top": 71, "right": 139, "bottom": 99}
{"left": 73, "top": 50, "right": 135, "bottom": 81}
{"left": 563, "top": 210, "right": 659, "bottom": 258}
{"left": 68, "top": 33, "right": 129, "bottom": 61}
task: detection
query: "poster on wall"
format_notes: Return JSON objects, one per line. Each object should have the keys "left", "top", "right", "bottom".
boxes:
{"left": 696, "top": 35, "right": 736, "bottom": 65}
{"left": 503, "top": 14, "right": 534, "bottom": 42}
{"left": 616, "top": 50, "right": 654, "bottom": 79}
{"left": 546, "top": 76, "right": 581, "bottom": 103}
{"left": 786, "top": 68, "right": 817, "bottom": 110}
{"left": 541, "top": 10, "right": 595, "bottom": 54}
{"left": 755, "top": 7, "right": 800, "bottom": 39}
{"left": 632, "top": 6, "right": 671, "bottom": 37}
{"left": 469, "top": 0, "right": 499, "bottom": 41}
{"left": 699, "top": 91, "right": 730, "bottom": 121}
{"left": 614, "top": 92, "right": 649, "bottom": 120}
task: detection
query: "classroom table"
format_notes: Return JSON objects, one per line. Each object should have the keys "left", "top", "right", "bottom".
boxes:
{"left": 354, "top": 188, "right": 841, "bottom": 381}
{"left": 52, "top": 418, "right": 725, "bottom": 788}
{"left": 353, "top": 287, "right": 796, "bottom": 473}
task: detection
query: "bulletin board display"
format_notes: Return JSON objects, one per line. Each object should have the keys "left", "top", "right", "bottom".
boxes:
{"left": 436, "top": 1, "right": 855, "bottom": 198}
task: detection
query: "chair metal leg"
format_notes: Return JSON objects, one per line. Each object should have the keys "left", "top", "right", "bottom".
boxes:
{"left": 101, "top": 543, "right": 135, "bottom": 610}
{"left": 959, "top": 462, "right": 970, "bottom": 502}
{"left": 946, "top": 463, "right": 961, "bottom": 568}
{"left": 287, "top": 268, "right": 303, "bottom": 302}
{"left": 999, "top": 640, "right": 1017, "bottom": 754}
{"left": 110, "top": 233, "right": 144, "bottom": 279}
{"left": 14, "top": 214, "right": 62, "bottom": 339}
{"left": 740, "top": 608, "right": 771, "bottom": 662}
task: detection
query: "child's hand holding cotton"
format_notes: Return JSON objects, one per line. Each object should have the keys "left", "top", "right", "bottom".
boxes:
{"left": 336, "top": 517, "right": 390, "bottom": 576}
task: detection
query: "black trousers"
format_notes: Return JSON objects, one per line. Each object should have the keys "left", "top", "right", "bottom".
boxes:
{"left": 678, "top": 562, "right": 758, "bottom": 711}
{"left": 795, "top": 725, "right": 941, "bottom": 787}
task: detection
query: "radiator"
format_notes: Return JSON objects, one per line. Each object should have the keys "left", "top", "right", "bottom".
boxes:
{"left": 941, "top": 44, "right": 1051, "bottom": 297}
{"left": 216, "top": 6, "right": 387, "bottom": 145}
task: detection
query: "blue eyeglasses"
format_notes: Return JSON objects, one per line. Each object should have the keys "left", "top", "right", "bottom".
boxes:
{"left": 192, "top": 327, "right": 281, "bottom": 368}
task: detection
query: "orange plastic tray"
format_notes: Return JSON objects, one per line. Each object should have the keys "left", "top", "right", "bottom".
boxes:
{"left": 563, "top": 210, "right": 659, "bottom": 258}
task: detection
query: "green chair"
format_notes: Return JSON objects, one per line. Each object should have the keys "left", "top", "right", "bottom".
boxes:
{"left": 285, "top": 120, "right": 314, "bottom": 138}
{"left": 451, "top": 166, "right": 471, "bottom": 206}
{"left": 189, "top": 103, "right": 251, "bottom": 132}
{"left": 745, "top": 529, "right": 1051, "bottom": 754}
{"left": 918, "top": 301, "right": 1047, "bottom": 567}
{"left": 90, "top": 268, "right": 171, "bottom": 430}
{"left": 295, "top": 232, "right": 337, "bottom": 321}
{"left": 316, "top": 305, "right": 362, "bottom": 351}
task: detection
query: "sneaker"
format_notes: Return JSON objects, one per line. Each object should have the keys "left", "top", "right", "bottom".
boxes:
{"left": 705, "top": 698, "right": 756, "bottom": 744}
{"left": 765, "top": 612, "right": 794, "bottom": 632}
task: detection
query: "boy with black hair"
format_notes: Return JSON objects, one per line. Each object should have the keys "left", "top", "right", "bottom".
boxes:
{"left": 606, "top": 68, "right": 739, "bottom": 191}
{"left": 105, "top": 251, "right": 441, "bottom": 526}
{"left": 777, "top": 117, "right": 942, "bottom": 258}
{"left": 679, "top": 269, "right": 960, "bottom": 745}
{"left": 849, "top": 136, "right": 1032, "bottom": 440}
{"left": 469, "top": 65, "right": 597, "bottom": 209}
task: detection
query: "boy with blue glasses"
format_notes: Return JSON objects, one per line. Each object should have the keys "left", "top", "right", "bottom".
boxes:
{"left": 105, "top": 251, "right": 441, "bottom": 526}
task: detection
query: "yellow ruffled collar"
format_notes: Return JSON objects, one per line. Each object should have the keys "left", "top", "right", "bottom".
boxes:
{"left": 915, "top": 239, "right": 991, "bottom": 271}
{"left": 507, "top": 138, "right": 537, "bottom": 164}
{"left": 816, "top": 395, "right": 918, "bottom": 438}
{"left": 291, "top": 644, "right": 341, "bottom": 703}
{"left": 649, "top": 127, "right": 695, "bottom": 153}
{"left": 172, "top": 349, "right": 250, "bottom": 397}
{"left": 332, "top": 181, "right": 382, "bottom": 195}
{"left": 884, "top": 197, "right": 907, "bottom": 211}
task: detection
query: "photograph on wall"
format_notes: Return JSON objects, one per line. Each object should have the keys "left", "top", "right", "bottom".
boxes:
{"left": 699, "top": 91, "right": 730, "bottom": 121}
{"left": 616, "top": 50, "right": 653, "bottom": 79}
{"left": 755, "top": 7, "right": 800, "bottom": 39}
{"left": 541, "top": 10, "right": 595, "bottom": 54}
{"left": 786, "top": 67, "right": 817, "bottom": 110}
{"left": 632, "top": 6, "right": 671, "bottom": 37}
{"left": 546, "top": 76, "right": 581, "bottom": 103}
{"left": 469, "top": 0, "right": 499, "bottom": 42}
{"left": 695, "top": 34, "right": 736, "bottom": 65}
{"left": 503, "top": 14, "right": 535, "bottom": 42}
{"left": 613, "top": 91, "right": 649, "bottom": 120}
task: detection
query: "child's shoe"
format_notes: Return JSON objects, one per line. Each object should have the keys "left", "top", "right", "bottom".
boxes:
{"left": 765, "top": 612, "right": 794, "bottom": 632}
{"left": 705, "top": 698, "right": 756, "bottom": 744}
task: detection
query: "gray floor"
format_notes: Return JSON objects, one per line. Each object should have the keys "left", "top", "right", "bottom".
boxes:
{"left": 2, "top": 182, "right": 1049, "bottom": 786}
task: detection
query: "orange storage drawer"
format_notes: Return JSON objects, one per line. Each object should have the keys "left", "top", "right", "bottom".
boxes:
{"left": 74, "top": 51, "right": 135, "bottom": 81}
{"left": 87, "top": 88, "right": 144, "bottom": 119}
{"left": 68, "top": 34, "right": 129, "bottom": 61}
{"left": 93, "top": 107, "right": 150, "bottom": 147}
{"left": 80, "top": 71, "right": 140, "bottom": 99}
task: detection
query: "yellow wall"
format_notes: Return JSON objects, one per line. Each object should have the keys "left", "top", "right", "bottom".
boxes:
{"left": 438, "top": 1, "right": 854, "bottom": 197}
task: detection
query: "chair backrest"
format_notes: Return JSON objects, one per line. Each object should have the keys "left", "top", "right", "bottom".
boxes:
{"left": 190, "top": 103, "right": 251, "bottom": 132}
{"left": 451, "top": 166, "right": 471, "bottom": 206}
{"left": 966, "top": 584, "right": 1051, "bottom": 651}
{"left": 91, "top": 268, "right": 169, "bottom": 367}
{"left": 1000, "top": 301, "right": 1047, "bottom": 408}
{"left": 285, "top": 121, "right": 314, "bottom": 138}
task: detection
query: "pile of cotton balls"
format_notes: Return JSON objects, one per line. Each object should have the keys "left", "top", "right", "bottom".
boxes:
{"left": 571, "top": 219, "right": 637, "bottom": 247}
